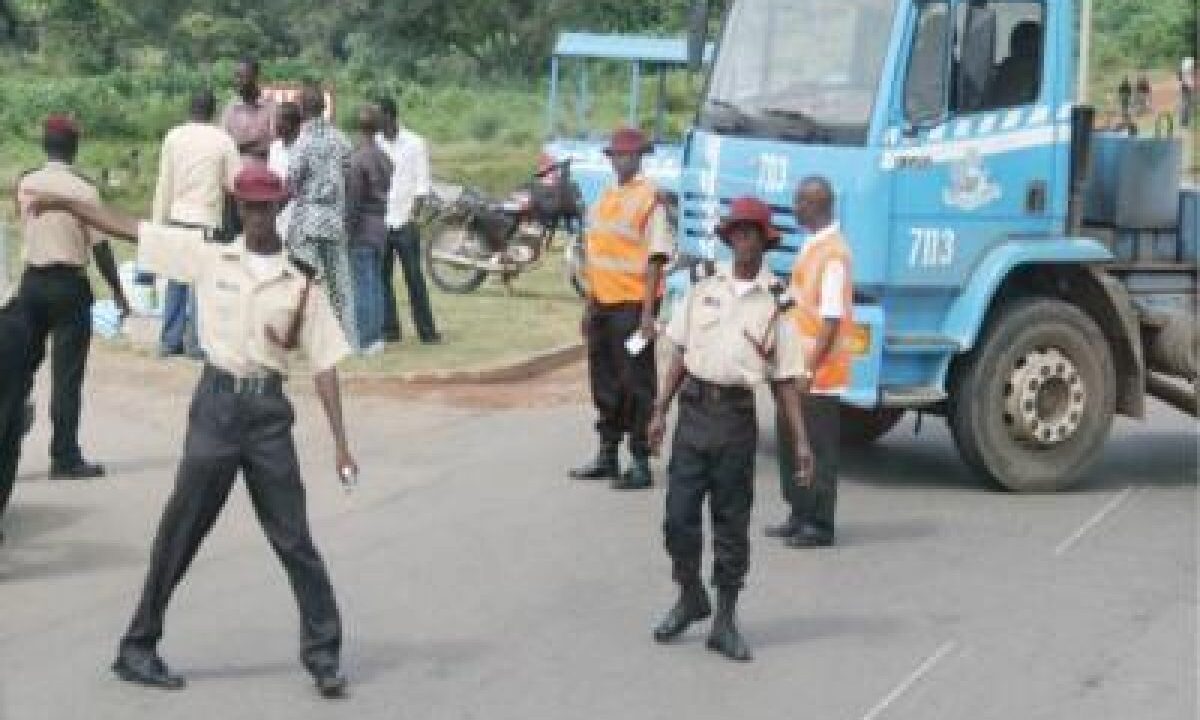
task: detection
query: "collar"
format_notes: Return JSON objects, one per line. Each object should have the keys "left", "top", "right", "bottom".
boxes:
{"left": 713, "top": 261, "right": 774, "bottom": 293}
{"left": 228, "top": 238, "right": 294, "bottom": 280}
{"left": 809, "top": 222, "right": 840, "bottom": 242}
{"left": 233, "top": 92, "right": 266, "bottom": 109}
{"left": 44, "top": 160, "right": 72, "bottom": 170}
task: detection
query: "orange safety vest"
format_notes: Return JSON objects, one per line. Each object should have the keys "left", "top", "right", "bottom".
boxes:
{"left": 788, "top": 228, "right": 854, "bottom": 393}
{"left": 584, "top": 177, "right": 662, "bottom": 305}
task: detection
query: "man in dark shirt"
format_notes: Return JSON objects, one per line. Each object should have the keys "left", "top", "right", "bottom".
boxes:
{"left": 346, "top": 104, "right": 393, "bottom": 353}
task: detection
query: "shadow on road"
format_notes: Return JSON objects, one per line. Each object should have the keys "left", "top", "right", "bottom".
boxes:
{"left": 749, "top": 614, "right": 905, "bottom": 649}
{"left": 0, "top": 540, "right": 143, "bottom": 582}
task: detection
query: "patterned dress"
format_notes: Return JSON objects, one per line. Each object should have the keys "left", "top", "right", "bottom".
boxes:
{"left": 286, "top": 118, "right": 358, "bottom": 349}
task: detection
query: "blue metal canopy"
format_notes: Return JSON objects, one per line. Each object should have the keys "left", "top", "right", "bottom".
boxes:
{"left": 553, "top": 32, "right": 713, "bottom": 65}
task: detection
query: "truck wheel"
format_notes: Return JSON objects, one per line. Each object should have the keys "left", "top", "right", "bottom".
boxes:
{"left": 949, "top": 298, "right": 1115, "bottom": 492}
{"left": 839, "top": 405, "right": 904, "bottom": 446}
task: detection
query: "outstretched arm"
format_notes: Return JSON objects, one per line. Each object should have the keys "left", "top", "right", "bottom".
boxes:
{"left": 28, "top": 194, "right": 140, "bottom": 241}
{"left": 772, "top": 378, "right": 814, "bottom": 487}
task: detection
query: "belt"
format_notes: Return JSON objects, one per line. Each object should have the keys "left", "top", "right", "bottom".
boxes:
{"left": 24, "top": 263, "right": 85, "bottom": 276}
{"left": 201, "top": 365, "right": 284, "bottom": 397}
{"left": 681, "top": 376, "right": 754, "bottom": 405}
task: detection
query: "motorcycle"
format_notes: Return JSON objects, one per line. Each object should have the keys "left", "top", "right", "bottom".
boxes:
{"left": 421, "top": 157, "right": 587, "bottom": 296}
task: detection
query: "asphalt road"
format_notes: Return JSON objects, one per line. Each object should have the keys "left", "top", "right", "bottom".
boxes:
{"left": 1, "top": 353, "right": 1195, "bottom": 720}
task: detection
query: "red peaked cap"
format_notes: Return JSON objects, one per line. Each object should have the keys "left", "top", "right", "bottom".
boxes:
{"left": 604, "top": 127, "right": 653, "bottom": 157}
{"left": 44, "top": 114, "right": 80, "bottom": 137}
{"left": 716, "top": 197, "right": 782, "bottom": 248}
{"left": 233, "top": 162, "right": 290, "bottom": 203}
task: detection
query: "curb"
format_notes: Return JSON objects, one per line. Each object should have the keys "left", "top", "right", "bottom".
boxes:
{"left": 343, "top": 341, "right": 585, "bottom": 387}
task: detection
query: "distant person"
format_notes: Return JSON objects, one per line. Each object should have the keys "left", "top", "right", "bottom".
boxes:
{"left": 1134, "top": 73, "right": 1152, "bottom": 116}
{"left": 221, "top": 57, "right": 276, "bottom": 237}
{"left": 345, "top": 104, "right": 393, "bottom": 354}
{"left": 152, "top": 88, "right": 240, "bottom": 359}
{"left": 267, "top": 101, "right": 303, "bottom": 238}
{"left": 286, "top": 82, "right": 357, "bottom": 349}
{"left": 221, "top": 57, "right": 276, "bottom": 161}
{"left": 569, "top": 127, "right": 673, "bottom": 491}
{"left": 1118, "top": 76, "right": 1133, "bottom": 121}
{"left": 766, "top": 177, "right": 854, "bottom": 549}
{"left": 375, "top": 98, "right": 441, "bottom": 345}
{"left": 13, "top": 114, "right": 130, "bottom": 479}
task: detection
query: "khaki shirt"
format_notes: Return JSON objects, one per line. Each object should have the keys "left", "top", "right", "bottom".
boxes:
{"left": 16, "top": 162, "right": 101, "bottom": 268}
{"left": 152, "top": 122, "right": 241, "bottom": 229}
{"left": 137, "top": 223, "right": 350, "bottom": 377}
{"left": 666, "top": 263, "right": 806, "bottom": 387}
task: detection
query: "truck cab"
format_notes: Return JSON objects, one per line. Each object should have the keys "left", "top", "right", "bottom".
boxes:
{"left": 679, "top": 0, "right": 1197, "bottom": 491}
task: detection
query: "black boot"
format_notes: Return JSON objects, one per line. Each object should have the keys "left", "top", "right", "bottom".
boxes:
{"left": 706, "top": 588, "right": 752, "bottom": 662}
{"left": 653, "top": 580, "right": 711, "bottom": 642}
{"left": 612, "top": 454, "right": 652, "bottom": 490}
{"left": 569, "top": 442, "right": 619, "bottom": 479}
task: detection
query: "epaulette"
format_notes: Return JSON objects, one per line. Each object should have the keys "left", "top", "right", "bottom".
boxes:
{"left": 63, "top": 165, "right": 98, "bottom": 187}
{"left": 689, "top": 259, "right": 717, "bottom": 283}
{"left": 768, "top": 279, "right": 795, "bottom": 312}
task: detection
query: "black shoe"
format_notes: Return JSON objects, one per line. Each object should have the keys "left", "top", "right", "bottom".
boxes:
{"left": 784, "top": 524, "right": 834, "bottom": 549}
{"left": 569, "top": 444, "right": 619, "bottom": 480}
{"left": 314, "top": 672, "right": 348, "bottom": 699}
{"left": 611, "top": 457, "right": 652, "bottom": 490}
{"left": 764, "top": 515, "right": 801, "bottom": 539}
{"left": 653, "top": 582, "right": 711, "bottom": 642}
{"left": 112, "top": 649, "right": 186, "bottom": 690}
{"left": 50, "top": 459, "right": 105, "bottom": 479}
{"left": 420, "top": 333, "right": 443, "bottom": 345}
{"left": 706, "top": 588, "right": 752, "bottom": 662}
{"left": 156, "top": 346, "right": 184, "bottom": 358}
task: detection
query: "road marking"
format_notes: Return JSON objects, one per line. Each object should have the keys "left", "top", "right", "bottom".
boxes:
{"left": 1054, "top": 486, "right": 1138, "bottom": 557}
{"left": 861, "top": 641, "right": 959, "bottom": 720}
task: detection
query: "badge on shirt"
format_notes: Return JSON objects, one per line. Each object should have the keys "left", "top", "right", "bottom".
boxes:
{"left": 702, "top": 296, "right": 721, "bottom": 309}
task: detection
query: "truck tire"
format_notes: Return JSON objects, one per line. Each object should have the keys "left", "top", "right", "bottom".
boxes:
{"left": 839, "top": 405, "right": 904, "bottom": 446}
{"left": 948, "top": 297, "right": 1116, "bottom": 492}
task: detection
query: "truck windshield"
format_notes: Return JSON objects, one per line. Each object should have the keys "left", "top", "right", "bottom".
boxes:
{"left": 700, "top": 0, "right": 897, "bottom": 145}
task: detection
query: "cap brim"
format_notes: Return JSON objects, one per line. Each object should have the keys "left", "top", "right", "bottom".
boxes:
{"left": 716, "top": 219, "right": 781, "bottom": 245}
{"left": 603, "top": 143, "right": 654, "bottom": 157}
{"left": 233, "top": 190, "right": 289, "bottom": 203}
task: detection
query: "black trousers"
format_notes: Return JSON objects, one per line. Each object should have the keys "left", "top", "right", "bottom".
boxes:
{"left": 381, "top": 224, "right": 438, "bottom": 342}
{"left": 18, "top": 266, "right": 93, "bottom": 465}
{"left": 0, "top": 301, "right": 33, "bottom": 521}
{"left": 664, "top": 379, "right": 757, "bottom": 589}
{"left": 776, "top": 394, "right": 840, "bottom": 533}
{"left": 122, "top": 367, "right": 342, "bottom": 675}
{"left": 585, "top": 304, "right": 657, "bottom": 457}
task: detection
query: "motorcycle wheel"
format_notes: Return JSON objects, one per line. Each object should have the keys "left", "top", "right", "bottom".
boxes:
{"left": 425, "top": 221, "right": 489, "bottom": 294}
{"left": 563, "top": 229, "right": 587, "bottom": 299}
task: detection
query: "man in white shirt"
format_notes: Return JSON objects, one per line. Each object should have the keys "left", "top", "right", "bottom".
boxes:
{"left": 375, "top": 97, "right": 441, "bottom": 344}
{"left": 152, "top": 89, "right": 240, "bottom": 358}
{"left": 267, "top": 101, "right": 303, "bottom": 238}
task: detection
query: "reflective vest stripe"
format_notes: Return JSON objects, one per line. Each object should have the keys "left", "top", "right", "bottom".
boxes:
{"left": 585, "top": 178, "right": 661, "bottom": 305}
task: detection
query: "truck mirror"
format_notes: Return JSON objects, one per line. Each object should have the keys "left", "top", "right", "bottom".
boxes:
{"left": 688, "top": 0, "right": 710, "bottom": 73}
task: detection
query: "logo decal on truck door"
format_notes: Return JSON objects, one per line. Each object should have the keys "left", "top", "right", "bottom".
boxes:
{"left": 943, "top": 148, "right": 1002, "bottom": 211}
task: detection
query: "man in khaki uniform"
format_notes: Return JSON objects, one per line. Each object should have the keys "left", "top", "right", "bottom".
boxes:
{"left": 152, "top": 88, "right": 241, "bottom": 357}
{"left": 648, "top": 197, "right": 814, "bottom": 662}
{"left": 28, "top": 164, "right": 357, "bottom": 699}
{"left": 15, "top": 114, "right": 129, "bottom": 479}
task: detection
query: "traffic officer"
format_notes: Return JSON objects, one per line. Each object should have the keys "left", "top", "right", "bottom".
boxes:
{"left": 27, "top": 163, "right": 358, "bottom": 699}
{"left": 570, "top": 127, "right": 673, "bottom": 490}
{"left": 15, "top": 114, "right": 130, "bottom": 479}
{"left": 766, "top": 176, "right": 854, "bottom": 548}
{"left": 648, "top": 197, "right": 814, "bottom": 662}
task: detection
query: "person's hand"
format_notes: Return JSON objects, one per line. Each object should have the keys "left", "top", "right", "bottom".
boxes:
{"left": 794, "top": 441, "right": 815, "bottom": 488}
{"left": 336, "top": 445, "right": 358, "bottom": 483}
{"left": 115, "top": 294, "right": 133, "bottom": 320}
{"left": 648, "top": 407, "right": 668, "bottom": 457}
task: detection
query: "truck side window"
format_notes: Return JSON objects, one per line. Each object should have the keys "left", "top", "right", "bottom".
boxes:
{"left": 903, "top": 1, "right": 951, "bottom": 127}
{"left": 951, "top": 1, "right": 1045, "bottom": 113}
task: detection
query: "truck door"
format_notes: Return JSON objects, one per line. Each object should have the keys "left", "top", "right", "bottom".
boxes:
{"left": 887, "top": 0, "right": 1061, "bottom": 288}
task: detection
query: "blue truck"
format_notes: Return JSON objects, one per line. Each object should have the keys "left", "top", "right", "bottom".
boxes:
{"left": 674, "top": 0, "right": 1197, "bottom": 491}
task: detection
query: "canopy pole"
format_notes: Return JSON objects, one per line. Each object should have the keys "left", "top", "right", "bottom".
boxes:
{"left": 548, "top": 55, "right": 559, "bottom": 138}
{"left": 630, "top": 61, "right": 641, "bottom": 126}
{"left": 1077, "top": 0, "right": 1091, "bottom": 103}
{"left": 655, "top": 65, "right": 668, "bottom": 142}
